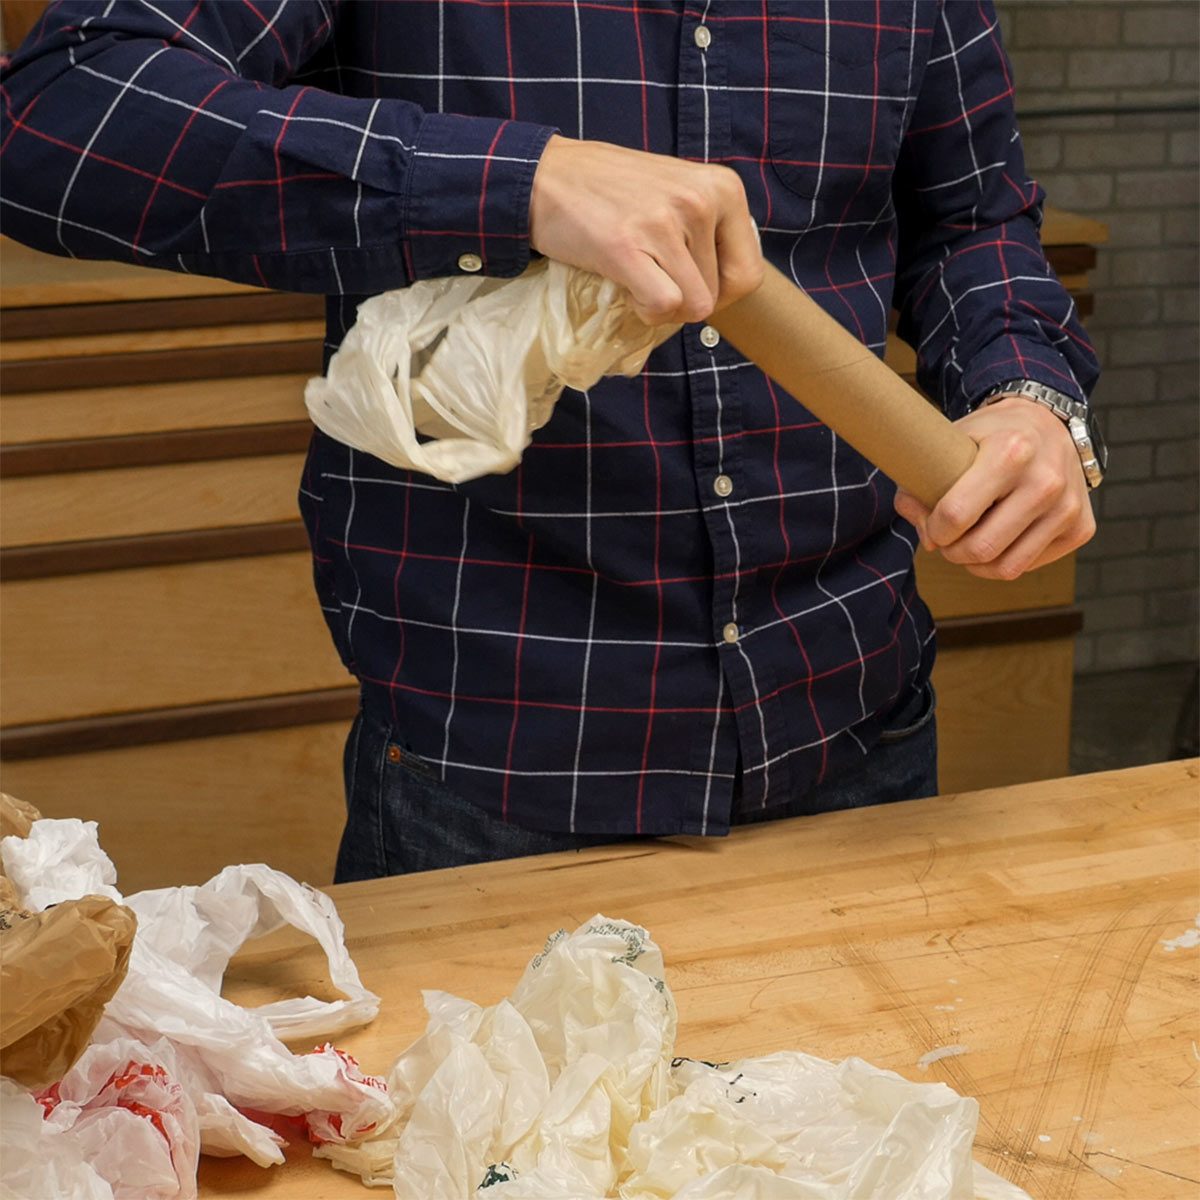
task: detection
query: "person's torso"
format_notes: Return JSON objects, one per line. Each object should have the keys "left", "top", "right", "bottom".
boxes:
{"left": 298, "top": 1, "right": 941, "bottom": 834}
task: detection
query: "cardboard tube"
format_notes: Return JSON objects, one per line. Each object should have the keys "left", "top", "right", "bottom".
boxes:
{"left": 711, "top": 262, "right": 977, "bottom": 509}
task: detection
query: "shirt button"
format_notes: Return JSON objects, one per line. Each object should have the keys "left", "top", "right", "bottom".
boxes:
{"left": 713, "top": 474, "right": 733, "bottom": 497}
{"left": 699, "top": 324, "right": 720, "bottom": 348}
{"left": 694, "top": 24, "right": 712, "bottom": 49}
{"left": 457, "top": 252, "right": 483, "bottom": 273}
{"left": 722, "top": 622, "right": 739, "bottom": 645}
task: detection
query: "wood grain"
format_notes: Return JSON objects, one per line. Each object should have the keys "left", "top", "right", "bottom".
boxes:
{"left": 933, "top": 637, "right": 1074, "bottom": 793}
{"left": 0, "top": 319, "right": 325, "bottom": 363}
{"left": 0, "top": 454, "right": 308, "bottom": 546}
{"left": 194, "top": 760, "right": 1198, "bottom": 1199}
{"left": 3, "top": 292, "right": 323, "bottom": 340}
{"left": 917, "top": 550, "right": 1076, "bottom": 621}
{"left": 1, "top": 341, "right": 322, "bottom": 393}
{"left": 0, "top": 521, "right": 312, "bottom": 581}
{"left": 1041, "top": 205, "right": 1111, "bottom": 247}
{"left": 0, "top": 553, "right": 352, "bottom": 725}
{"left": 0, "top": 375, "right": 310, "bottom": 446}
{"left": 0, "top": 423, "right": 312, "bottom": 477}
{"left": 0, "top": 685, "right": 359, "bottom": 759}
{"left": 0, "top": 0, "right": 49, "bottom": 49}
{"left": 0, "top": 236, "right": 258, "bottom": 307}
{"left": 1, "top": 720, "right": 349, "bottom": 892}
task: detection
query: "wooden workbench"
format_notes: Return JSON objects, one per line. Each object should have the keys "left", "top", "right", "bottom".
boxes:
{"left": 200, "top": 760, "right": 1199, "bottom": 1199}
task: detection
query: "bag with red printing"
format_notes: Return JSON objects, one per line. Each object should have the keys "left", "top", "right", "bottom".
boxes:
{"left": 0, "top": 813, "right": 389, "bottom": 1199}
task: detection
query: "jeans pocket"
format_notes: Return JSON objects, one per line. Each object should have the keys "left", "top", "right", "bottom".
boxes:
{"left": 878, "top": 680, "right": 937, "bottom": 743}
{"left": 333, "top": 711, "right": 390, "bottom": 884}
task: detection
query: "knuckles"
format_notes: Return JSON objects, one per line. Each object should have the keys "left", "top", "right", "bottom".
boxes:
{"left": 720, "top": 260, "right": 764, "bottom": 303}
{"left": 1031, "top": 468, "right": 1065, "bottom": 507}
{"left": 930, "top": 497, "right": 968, "bottom": 539}
{"left": 995, "top": 558, "right": 1027, "bottom": 582}
{"left": 997, "top": 429, "right": 1036, "bottom": 471}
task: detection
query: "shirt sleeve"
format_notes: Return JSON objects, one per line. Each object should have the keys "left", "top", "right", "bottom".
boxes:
{"left": 0, "top": 1, "right": 557, "bottom": 295}
{"left": 891, "top": 0, "right": 1100, "bottom": 420}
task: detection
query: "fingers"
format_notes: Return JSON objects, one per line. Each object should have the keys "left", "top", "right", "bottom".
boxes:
{"left": 619, "top": 251, "right": 685, "bottom": 326}
{"left": 893, "top": 489, "right": 933, "bottom": 548}
{"left": 937, "top": 471, "right": 1061, "bottom": 567}
{"left": 685, "top": 216, "right": 721, "bottom": 313}
{"left": 924, "top": 426, "right": 1034, "bottom": 548}
{"left": 713, "top": 176, "right": 764, "bottom": 309}
{"left": 963, "top": 498, "right": 1094, "bottom": 580}
{"left": 654, "top": 235, "right": 719, "bottom": 324}
{"left": 529, "top": 139, "right": 762, "bottom": 325}
{"left": 900, "top": 396, "right": 1096, "bottom": 582}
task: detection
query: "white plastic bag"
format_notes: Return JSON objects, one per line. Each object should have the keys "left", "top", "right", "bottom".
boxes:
{"left": 0, "top": 1078, "right": 114, "bottom": 1200}
{"left": 0, "top": 819, "right": 389, "bottom": 1198}
{"left": 38, "top": 1038, "right": 200, "bottom": 1200}
{"left": 305, "top": 259, "right": 677, "bottom": 483}
{"left": 323, "top": 916, "right": 1030, "bottom": 1200}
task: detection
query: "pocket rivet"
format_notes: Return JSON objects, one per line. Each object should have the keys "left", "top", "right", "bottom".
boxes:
{"left": 387, "top": 745, "right": 402, "bottom": 763}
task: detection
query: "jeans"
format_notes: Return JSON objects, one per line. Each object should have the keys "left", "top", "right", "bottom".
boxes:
{"left": 333, "top": 681, "right": 937, "bottom": 882}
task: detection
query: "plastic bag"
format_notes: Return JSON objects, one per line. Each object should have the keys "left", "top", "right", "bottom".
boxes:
{"left": 0, "top": 816, "right": 389, "bottom": 1198}
{"left": 0, "top": 894, "right": 137, "bottom": 1088}
{"left": 37, "top": 1038, "right": 200, "bottom": 1200}
{"left": 0, "top": 1078, "right": 115, "bottom": 1200}
{"left": 0, "top": 798, "right": 138, "bottom": 1088}
{"left": 323, "top": 916, "right": 1030, "bottom": 1200}
{"left": 305, "top": 258, "right": 677, "bottom": 483}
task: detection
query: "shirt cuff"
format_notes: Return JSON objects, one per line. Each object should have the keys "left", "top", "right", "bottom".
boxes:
{"left": 403, "top": 112, "right": 558, "bottom": 281}
{"left": 956, "top": 341, "right": 1091, "bottom": 419}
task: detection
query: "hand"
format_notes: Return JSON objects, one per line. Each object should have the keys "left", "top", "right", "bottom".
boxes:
{"left": 893, "top": 396, "right": 1096, "bottom": 580}
{"left": 529, "top": 135, "right": 763, "bottom": 326}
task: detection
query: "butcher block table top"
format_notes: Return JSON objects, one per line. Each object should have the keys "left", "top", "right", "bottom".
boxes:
{"left": 202, "top": 760, "right": 1199, "bottom": 1199}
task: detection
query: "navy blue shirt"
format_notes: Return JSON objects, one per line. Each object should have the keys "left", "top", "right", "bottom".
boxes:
{"left": 2, "top": 1, "right": 1098, "bottom": 835}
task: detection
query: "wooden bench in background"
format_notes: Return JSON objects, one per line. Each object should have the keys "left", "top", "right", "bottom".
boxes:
{"left": 0, "top": 208, "right": 1107, "bottom": 892}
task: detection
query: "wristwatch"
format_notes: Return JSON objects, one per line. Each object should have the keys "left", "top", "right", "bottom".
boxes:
{"left": 978, "top": 378, "right": 1108, "bottom": 490}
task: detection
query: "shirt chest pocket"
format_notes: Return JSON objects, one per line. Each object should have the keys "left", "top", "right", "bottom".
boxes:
{"left": 764, "top": 2, "right": 914, "bottom": 211}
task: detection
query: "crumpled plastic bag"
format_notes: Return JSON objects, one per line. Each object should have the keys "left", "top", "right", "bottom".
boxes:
{"left": 0, "top": 815, "right": 388, "bottom": 1199}
{"left": 305, "top": 258, "right": 677, "bottom": 483}
{"left": 0, "top": 893, "right": 137, "bottom": 1088}
{"left": 0, "top": 1078, "right": 115, "bottom": 1200}
{"left": 36, "top": 1037, "right": 199, "bottom": 1200}
{"left": 320, "top": 916, "right": 1031, "bottom": 1200}
{"left": 0, "top": 795, "right": 139, "bottom": 1089}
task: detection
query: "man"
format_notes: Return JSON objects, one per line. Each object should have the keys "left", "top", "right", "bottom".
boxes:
{"left": 2, "top": 1, "right": 1102, "bottom": 880}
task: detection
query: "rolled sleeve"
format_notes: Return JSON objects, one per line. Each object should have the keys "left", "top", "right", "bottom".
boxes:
{"left": 892, "top": 1, "right": 1100, "bottom": 421}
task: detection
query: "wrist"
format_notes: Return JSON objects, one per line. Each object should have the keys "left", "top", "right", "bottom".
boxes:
{"left": 529, "top": 134, "right": 577, "bottom": 255}
{"left": 978, "top": 379, "right": 1107, "bottom": 490}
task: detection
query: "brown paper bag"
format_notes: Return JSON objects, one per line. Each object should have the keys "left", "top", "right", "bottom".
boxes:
{"left": 0, "top": 794, "right": 138, "bottom": 1088}
{"left": 0, "top": 793, "right": 40, "bottom": 840}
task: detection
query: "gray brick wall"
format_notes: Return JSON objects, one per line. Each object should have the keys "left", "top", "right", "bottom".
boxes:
{"left": 998, "top": 1, "right": 1199, "bottom": 674}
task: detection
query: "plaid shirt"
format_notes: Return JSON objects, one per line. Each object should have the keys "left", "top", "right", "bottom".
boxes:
{"left": 2, "top": 1, "right": 1098, "bottom": 836}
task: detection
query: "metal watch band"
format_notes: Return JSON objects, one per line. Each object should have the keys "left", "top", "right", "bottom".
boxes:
{"left": 980, "top": 378, "right": 1085, "bottom": 421}
{"left": 978, "top": 378, "right": 1107, "bottom": 490}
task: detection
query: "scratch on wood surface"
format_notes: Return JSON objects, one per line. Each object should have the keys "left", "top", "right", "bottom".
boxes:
{"left": 1085, "top": 1151, "right": 1200, "bottom": 1187}
{"left": 1067, "top": 1150, "right": 1128, "bottom": 1193}
{"left": 841, "top": 940, "right": 1034, "bottom": 1185}
{"left": 1050, "top": 909, "right": 1173, "bottom": 1200}
{"left": 839, "top": 939, "right": 1009, "bottom": 1147}
{"left": 994, "top": 909, "right": 1129, "bottom": 1191}
{"left": 916, "top": 838, "right": 938, "bottom": 884}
